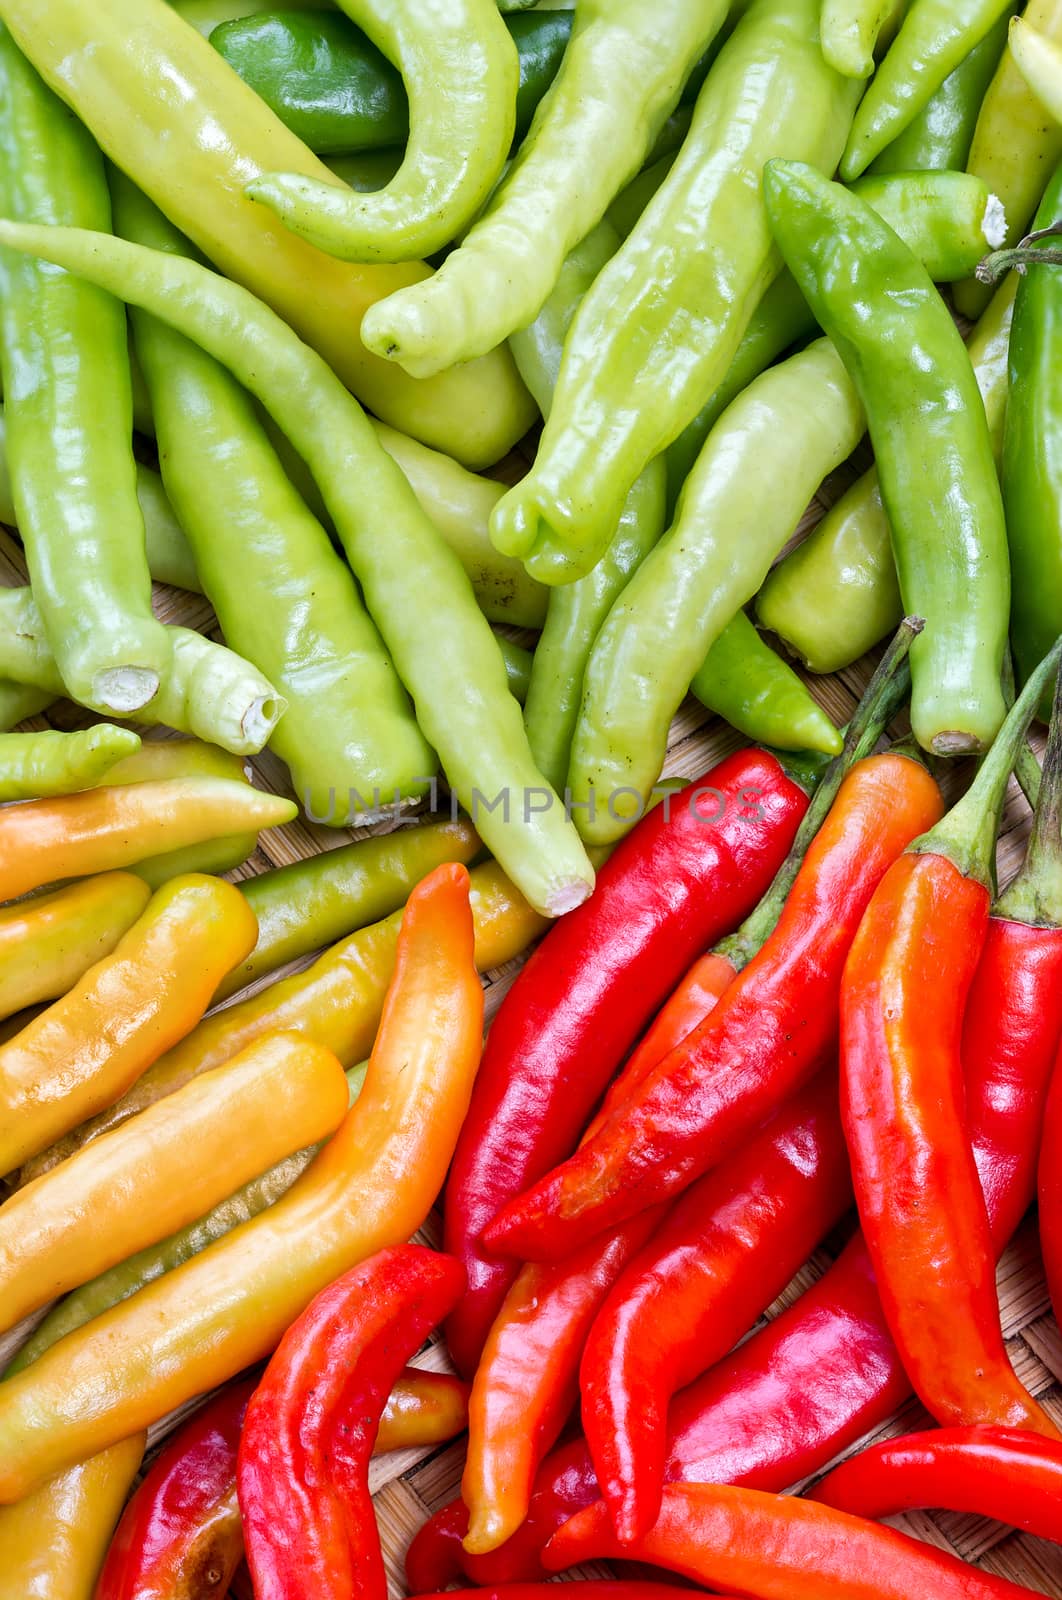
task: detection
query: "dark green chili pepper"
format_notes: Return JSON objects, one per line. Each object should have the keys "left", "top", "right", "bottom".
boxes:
{"left": 690, "top": 611, "right": 842, "bottom": 754}
{"left": 762, "top": 159, "right": 1009, "bottom": 753}
{"left": 867, "top": 6, "right": 1015, "bottom": 174}
{"left": 1002, "top": 161, "right": 1062, "bottom": 720}
{"left": 210, "top": 8, "right": 573, "bottom": 154}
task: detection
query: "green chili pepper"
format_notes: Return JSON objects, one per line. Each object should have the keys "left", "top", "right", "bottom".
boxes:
{"left": 757, "top": 275, "right": 1016, "bottom": 675}
{"left": 359, "top": 0, "right": 728, "bottom": 379}
{"left": 954, "top": 0, "right": 1062, "bottom": 320}
{"left": 496, "top": 635, "right": 533, "bottom": 705}
{"left": 0, "top": 223, "right": 595, "bottom": 917}
{"left": 867, "top": 6, "right": 1014, "bottom": 174}
{"left": 212, "top": 8, "right": 572, "bottom": 154}
{"left": 0, "top": 726, "right": 142, "bottom": 802}
{"left": 325, "top": 148, "right": 403, "bottom": 191}
{"left": 0, "top": 683, "right": 51, "bottom": 732}
{"left": 244, "top": 0, "right": 519, "bottom": 261}
{"left": 820, "top": 0, "right": 900, "bottom": 77}
{"left": 489, "top": 0, "right": 863, "bottom": 584}
{"left": 690, "top": 612, "right": 842, "bottom": 754}
{"left": 567, "top": 339, "right": 866, "bottom": 843}
{"left": 0, "top": 25, "right": 172, "bottom": 715}
{"left": 1002, "top": 162, "right": 1062, "bottom": 719}
{"left": 762, "top": 160, "right": 1009, "bottom": 754}
{"left": 1010, "top": 16, "right": 1062, "bottom": 124}
{"left": 0, "top": 587, "right": 284, "bottom": 758}
{"left": 840, "top": 0, "right": 1019, "bottom": 178}
{"left": 114, "top": 175, "right": 435, "bottom": 827}
{"left": 6, "top": 1064, "right": 369, "bottom": 1375}
{"left": 171, "top": 0, "right": 329, "bottom": 37}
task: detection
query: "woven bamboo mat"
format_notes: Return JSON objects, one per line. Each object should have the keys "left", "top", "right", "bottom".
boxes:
{"left": 2, "top": 451, "right": 1062, "bottom": 1597}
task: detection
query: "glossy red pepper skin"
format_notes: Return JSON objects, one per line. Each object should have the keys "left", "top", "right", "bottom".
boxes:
{"left": 485, "top": 754, "right": 943, "bottom": 1264}
{"left": 543, "top": 1484, "right": 1042, "bottom": 1599}
{"left": 414, "top": 1586, "right": 707, "bottom": 1600}
{"left": 444, "top": 748, "right": 809, "bottom": 1376}
{"left": 581, "top": 1073, "right": 853, "bottom": 1543}
{"left": 405, "top": 900, "right": 1061, "bottom": 1593}
{"left": 841, "top": 851, "right": 1057, "bottom": 1437}
{"left": 238, "top": 1246, "right": 464, "bottom": 1600}
{"left": 812, "top": 1425, "right": 1062, "bottom": 1541}
{"left": 1038, "top": 1050, "right": 1062, "bottom": 1328}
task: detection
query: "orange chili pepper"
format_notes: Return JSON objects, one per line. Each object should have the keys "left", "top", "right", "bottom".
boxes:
{"left": 0, "top": 873, "right": 258, "bottom": 1176}
{"left": 376, "top": 1369, "right": 471, "bottom": 1454}
{"left": 0, "top": 862, "right": 483, "bottom": 1501}
{"left": 0, "top": 872, "right": 150, "bottom": 1023}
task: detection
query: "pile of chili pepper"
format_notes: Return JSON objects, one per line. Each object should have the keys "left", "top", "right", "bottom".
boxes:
{"left": 3, "top": 0, "right": 1062, "bottom": 1596}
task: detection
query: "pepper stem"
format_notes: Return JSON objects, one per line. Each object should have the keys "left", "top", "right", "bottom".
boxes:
{"left": 719, "top": 616, "right": 922, "bottom": 970}
{"left": 995, "top": 657, "right": 1062, "bottom": 927}
{"left": 1001, "top": 645, "right": 1043, "bottom": 809}
{"left": 977, "top": 220, "right": 1062, "bottom": 284}
{"left": 913, "top": 638, "right": 1062, "bottom": 888}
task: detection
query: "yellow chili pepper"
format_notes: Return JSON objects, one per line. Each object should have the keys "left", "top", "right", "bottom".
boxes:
{"left": 0, "top": 862, "right": 484, "bottom": 1499}
{"left": 0, "top": 0, "right": 532, "bottom": 467}
{"left": 0, "top": 1032, "right": 348, "bottom": 1332}
{"left": 20, "top": 858, "right": 546, "bottom": 1183}
{"left": 0, "top": 873, "right": 150, "bottom": 1023}
{"left": 0, "top": 874, "right": 259, "bottom": 1176}
{"left": 0, "top": 775, "right": 296, "bottom": 903}
{"left": 0, "top": 1435, "right": 145, "bottom": 1600}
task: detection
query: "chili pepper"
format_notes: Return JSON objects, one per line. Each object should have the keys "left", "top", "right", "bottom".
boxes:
{"left": 18, "top": 856, "right": 542, "bottom": 1187}
{"left": 488, "top": 0, "right": 861, "bottom": 580}
{"left": 485, "top": 748, "right": 943, "bottom": 1263}
{"left": 0, "top": 775, "right": 294, "bottom": 906}
{"left": 757, "top": 274, "right": 1016, "bottom": 675}
{"left": 116, "top": 177, "right": 436, "bottom": 823}
{"left": 840, "top": 0, "right": 1019, "bottom": 178}
{"left": 0, "top": 873, "right": 150, "bottom": 1024}
{"left": 840, "top": 644, "right": 1062, "bottom": 1435}
{"left": 690, "top": 614, "right": 843, "bottom": 756}
{"left": 0, "top": 1031, "right": 348, "bottom": 1332}
{"left": 0, "top": 1435, "right": 145, "bottom": 1600}
{"left": 0, "top": 0, "right": 532, "bottom": 468}
{"left": 820, "top": 0, "right": 902, "bottom": 76}
{"left": 544, "top": 1484, "right": 1043, "bottom": 1599}
{"left": 0, "top": 863, "right": 483, "bottom": 1500}
{"left": 582, "top": 1075, "right": 852, "bottom": 1544}
{"left": 0, "top": 873, "right": 259, "bottom": 1176}
{"left": 359, "top": 0, "right": 729, "bottom": 381}
{"left": 867, "top": 7, "right": 1015, "bottom": 173}
{"left": 0, "top": 680, "right": 51, "bottom": 730}
{"left": 1010, "top": 16, "right": 1062, "bottom": 121}
{"left": 0, "top": 22, "right": 171, "bottom": 714}
{"left": 246, "top": 0, "right": 519, "bottom": 261}
{"left": 0, "top": 224, "right": 594, "bottom": 918}
{"left": 443, "top": 747, "right": 809, "bottom": 1379}
{"left": 213, "top": 8, "right": 572, "bottom": 155}
{"left": 1040, "top": 1050, "right": 1062, "bottom": 1327}
{"left": 954, "top": 0, "right": 1062, "bottom": 322}
{"left": 812, "top": 1426, "right": 1062, "bottom": 1540}
{"left": 96, "top": 1368, "right": 469, "bottom": 1600}
{"left": 222, "top": 816, "right": 480, "bottom": 1000}
{"left": 175, "top": 0, "right": 327, "bottom": 35}
{"left": 1002, "top": 163, "right": 1062, "bottom": 720}
{"left": 238, "top": 1246, "right": 464, "bottom": 1600}
{"left": 763, "top": 160, "right": 1009, "bottom": 755}
{"left": 0, "top": 722, "right": 141, "bottom": 801}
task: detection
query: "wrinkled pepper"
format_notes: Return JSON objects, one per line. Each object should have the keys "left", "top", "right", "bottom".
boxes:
{"left": 0, "top": 724, "right": 141, "bottom": 801}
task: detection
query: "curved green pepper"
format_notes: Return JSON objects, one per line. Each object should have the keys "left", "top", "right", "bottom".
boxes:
{"left": 1002, "top": 161, "right": 1062, "bottom": 718}
{"left": 690, "top": 612, "right": 842, "bottom": 754}
{"left": 359, "top": 0, "right": 727, "bottom": 378}
{"left": 245, "top": 0, "right": 520, "bottom": 261}
{"left": 820, "top": 0, "right": 902, "bottom": 77}
{"left": 489, "top": 0, "right": 863, "bottom": 582}
{"left": 762, "top": 160, "right": 1010, "bottom": 754}
{"left": 211, "top": 8, "right": 573, "bottom": 154}
{"left": 0, "top": 726, "right": 142, "bottom": 802}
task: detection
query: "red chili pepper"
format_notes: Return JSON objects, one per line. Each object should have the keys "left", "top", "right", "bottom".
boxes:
{"left": 443, "top": 746, "right": 809, "bottom": 1377}
{"left": 413, "top": 1586, "right": 708, "bottom": 1600}
{"left": 811, "top": 1425, "right": 1062, "bottom": 1542}
{"left": 841, "top": 646, "right": 1062, "bottom": 1438}
{"left": 484, "top": 748, "right": 943, "bottom": 1264}
{"left": 581, "top": 1072, "right": 853, "bottom": 1544}
{"left": 542, "top": 1484, "right": 1044, "bottom": 1599}
{"left": 99, "top": 1366, "right": 470, "bottom": 1600}
{"left": 1039, "top": 1054, "right": 1062, "bottom": 1330}
{"left": 237, "top": 1245, "right": 464, "bottom": 1600}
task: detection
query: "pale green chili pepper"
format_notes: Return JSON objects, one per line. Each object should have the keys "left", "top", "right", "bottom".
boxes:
{"left": 245, "top": 0, "right": 520, "bottom": 261}
{"left": 820, "top": 0, "right": 901, "bottom": 77}
{"left": 0, "top": 683, "right": 51, "bottom": 730}
{"left": 359, "top": 0, "right": 729, "bottom": 378}
{"left": 0, "top": 725, "right": 142, "bottom": 802}
{"left": 490, "top": 0, "right": 863, "bottom": 584}
{"left": 840, "top": 0, "right": 1019, "bottom": 178}
{"left": 0, "top": 222, "right": 595, "bottom": 917}
{"left": 114, "top": 174, "right": 435, "bottom": 826}
{"left": 568, "top": 339, "right": 867, "bottom": 844}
